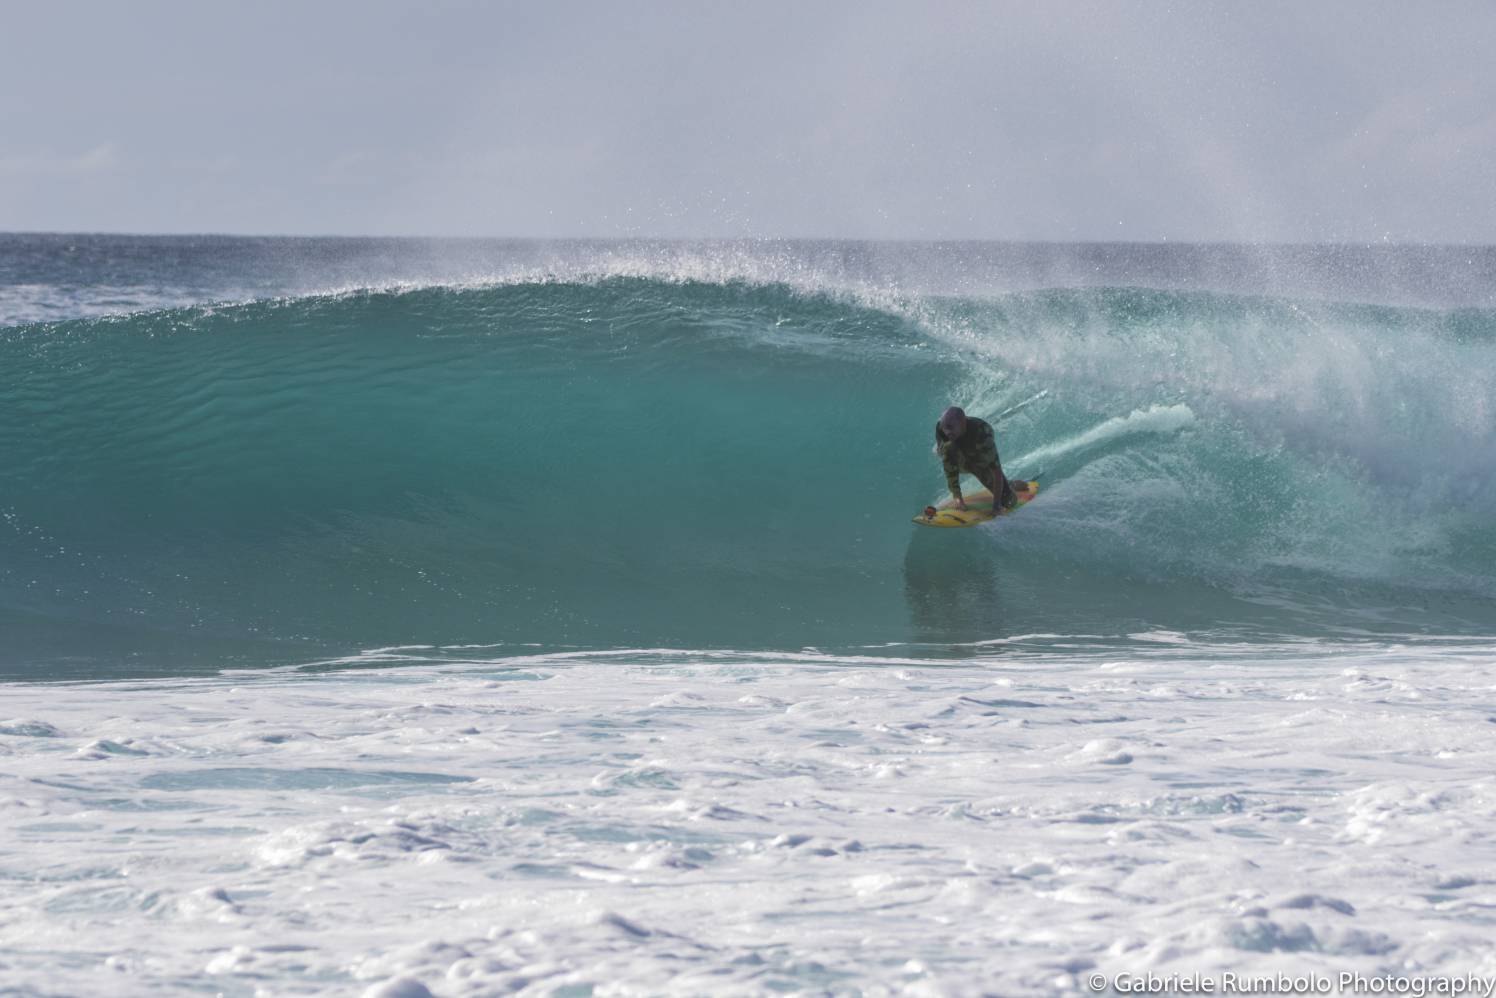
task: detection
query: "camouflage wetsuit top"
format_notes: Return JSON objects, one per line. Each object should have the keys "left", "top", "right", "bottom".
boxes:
{"left": 935, "top": 416, "right": 1015, "bottom": 506}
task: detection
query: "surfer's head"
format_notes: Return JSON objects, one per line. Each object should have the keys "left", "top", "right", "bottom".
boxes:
{"left": 939, "top": 405, "right": 967, "bottom": 439}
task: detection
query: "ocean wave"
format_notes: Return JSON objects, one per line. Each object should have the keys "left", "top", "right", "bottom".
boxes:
{"left": 3, "top": 277, "right": 1493, "bottom": 677}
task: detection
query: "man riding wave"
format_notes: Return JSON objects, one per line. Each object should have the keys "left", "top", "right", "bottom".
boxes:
{"left": 934, "top": 405, "right": 1017, "bottom": 511}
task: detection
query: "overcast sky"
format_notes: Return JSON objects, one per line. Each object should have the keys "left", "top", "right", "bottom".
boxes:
{"left": 3, "top": 1, "right": 1494, "bottom": 241}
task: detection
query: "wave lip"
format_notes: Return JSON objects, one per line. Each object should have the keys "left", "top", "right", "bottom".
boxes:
{"left": 8, "top": 236, "right": 1496, "bottom": 331}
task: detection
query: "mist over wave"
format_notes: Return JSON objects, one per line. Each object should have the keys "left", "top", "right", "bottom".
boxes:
{"left": 3, "top": 238, "right": 1494, "bottom": 677}
{"left": 6, "top": 234, "right": 1496, "bottom": 328}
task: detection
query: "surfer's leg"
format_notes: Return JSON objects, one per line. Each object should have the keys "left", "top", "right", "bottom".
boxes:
{"left": 994, "top": 442, "right": 1022, "bottom": 508}
{"left": 970, "top": 436, "right": 1016, "bottom": 510}
{"left": 972, "top": 464, "right": 995, "bottom": 502}
{"left": 981, "top": 463, "right": 1017, "bottom": 510}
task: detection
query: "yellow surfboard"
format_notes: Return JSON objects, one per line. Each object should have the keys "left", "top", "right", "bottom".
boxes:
{"left": 912, "top": 480, "right": 1039, "bottom": 528}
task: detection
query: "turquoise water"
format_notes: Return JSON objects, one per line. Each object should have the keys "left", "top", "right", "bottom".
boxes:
{"left": 3, "top": 237, "right": 1494, "bottom": 678}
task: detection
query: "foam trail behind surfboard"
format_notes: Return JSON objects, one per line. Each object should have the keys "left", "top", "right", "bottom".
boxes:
{"left": 1014, "top": 403, "right": 1195, "bottom": 478}
{"left": 992, "top": 389, "right": 1050, "bottom": 424}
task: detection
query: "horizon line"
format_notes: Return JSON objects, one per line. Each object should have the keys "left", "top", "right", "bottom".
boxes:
{"left": 5, "top": 230, "right": 1496, "bottom": 250}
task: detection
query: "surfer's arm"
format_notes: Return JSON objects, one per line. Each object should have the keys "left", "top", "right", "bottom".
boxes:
{"left": 943, "top": 458, "right": 963, "bottom": 504}
{"left": 936, "top": 424, "right": 965, "bottom": 506}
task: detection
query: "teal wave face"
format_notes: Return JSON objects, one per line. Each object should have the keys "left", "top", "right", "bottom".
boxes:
{"left": 2, "top": 281, "right": 957, "bottom": 675}
{"left": 3, "top": 278, "right": 1494, "bottom": 677}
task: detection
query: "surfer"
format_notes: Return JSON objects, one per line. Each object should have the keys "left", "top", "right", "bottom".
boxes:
{"left": 935, "top": 405, "right": 1017, "bottom": 511}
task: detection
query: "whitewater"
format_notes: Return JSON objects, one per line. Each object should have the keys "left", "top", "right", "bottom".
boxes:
{"left": 2, "top": 235, "right": 1495, "bottom": 995}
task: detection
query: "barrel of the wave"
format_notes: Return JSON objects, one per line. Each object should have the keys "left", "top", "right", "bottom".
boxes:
{"left": 0, "top": 276, "right": 973, "bottom": 678}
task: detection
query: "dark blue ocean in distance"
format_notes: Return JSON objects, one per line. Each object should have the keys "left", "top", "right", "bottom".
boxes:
{"left": 3, "top": 234, "right": 1495, "bottom": 680}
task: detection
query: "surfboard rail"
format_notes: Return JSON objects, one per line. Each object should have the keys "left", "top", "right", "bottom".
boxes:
{"left": 911, "top": 480, "right": 1038, "bottom": 528}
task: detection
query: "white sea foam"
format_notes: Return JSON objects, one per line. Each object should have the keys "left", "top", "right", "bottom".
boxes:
{"left": 3, "top": 638, "right": 1496, "bottom": 994}
{"left": 1015, "top": 403, "right": 1197, "bottom": 473}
